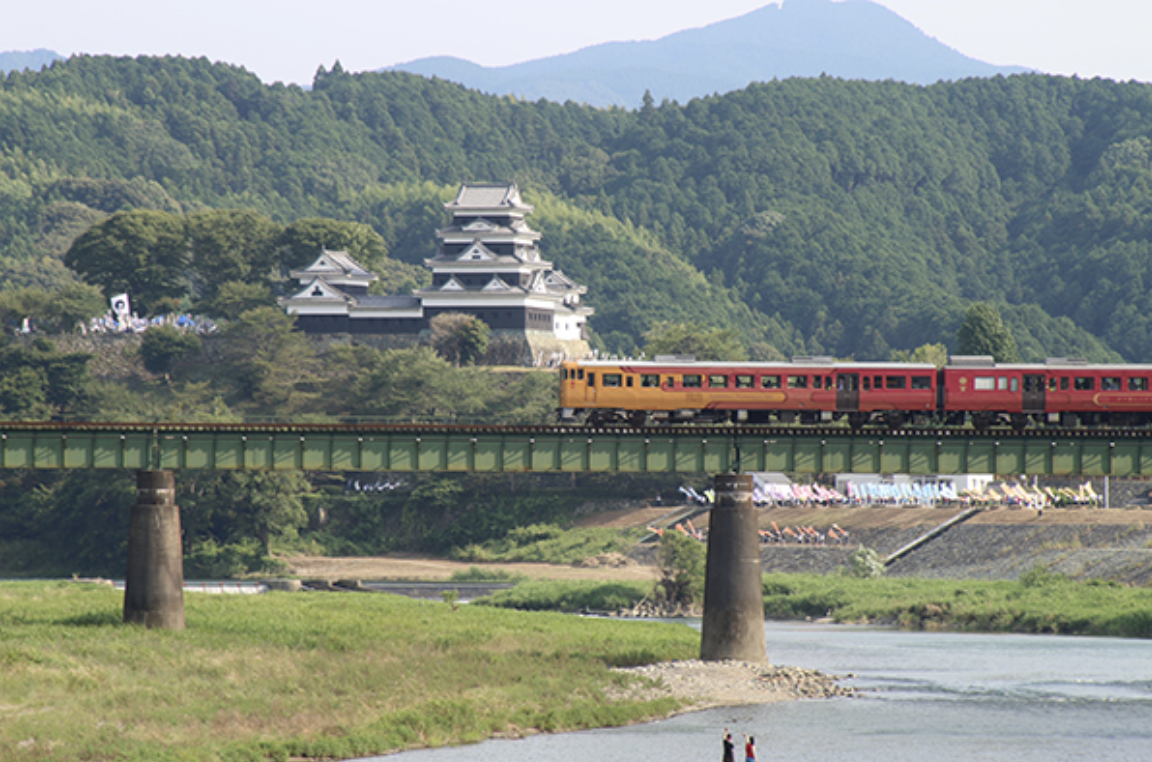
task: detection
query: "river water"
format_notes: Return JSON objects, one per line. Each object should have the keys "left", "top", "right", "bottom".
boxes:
{"left": 365, "top": 621, "right": 1152, "bottom": 762}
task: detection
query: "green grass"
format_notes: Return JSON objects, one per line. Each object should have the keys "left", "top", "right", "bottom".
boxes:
{"left": 450, "top": 524, "right": 642, "bottom": 565}
{"left": 762, "top": 572, "right": 1152, "bottom": 638}
{"left": 0, "top": 581, "right": 697, "bottom": 761}
{"left": 477, "top": 579, "right": 653, "bottom": 612}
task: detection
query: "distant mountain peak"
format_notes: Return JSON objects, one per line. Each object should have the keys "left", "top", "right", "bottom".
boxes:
{"left": 0, "top": 49, "right": 64, "bottom": 74}
{"left": 387, "top": 0, "right": 1028, "bottom": 107}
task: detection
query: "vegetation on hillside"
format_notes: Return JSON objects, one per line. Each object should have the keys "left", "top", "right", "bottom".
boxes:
{"left": 0, "top": 57, "right": 1147, "bottom": 361}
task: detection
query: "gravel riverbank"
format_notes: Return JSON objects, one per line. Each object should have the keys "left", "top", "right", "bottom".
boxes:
{"left": 610, "top": 659, "right": 856, "bottom": 710}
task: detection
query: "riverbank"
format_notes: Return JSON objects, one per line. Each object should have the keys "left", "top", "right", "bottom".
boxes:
{"left": 0, "top": 581, "right": 850, "bottom": 762}
{"left": 281, "top": 505, "right": 1152, "bottom": 586}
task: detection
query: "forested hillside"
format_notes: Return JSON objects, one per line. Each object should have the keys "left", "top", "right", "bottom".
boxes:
{"left": 5, "top": 55, "right": 1152, "bottom": 576}
{"left": 3, "top": 56, "right": 1150, "bottom": 363}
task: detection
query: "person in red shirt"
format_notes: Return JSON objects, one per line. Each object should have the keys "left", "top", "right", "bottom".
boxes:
{"left": 744, "top": 734, "right": 757, "bottom": 762}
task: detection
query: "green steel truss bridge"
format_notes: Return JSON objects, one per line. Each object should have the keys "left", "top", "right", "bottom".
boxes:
{"left": 3, "top": 421, "right": 1152, "bottom": 476}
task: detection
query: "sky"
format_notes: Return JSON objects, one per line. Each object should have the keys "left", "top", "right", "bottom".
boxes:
{"left": 4, "top": 0, "right": 1152, "bottom": 87}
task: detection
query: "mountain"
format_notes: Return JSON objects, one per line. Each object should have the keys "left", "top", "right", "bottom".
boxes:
{"left": 0, "top": 49, "right": 63, "bottom": 74}
{"left": 387, "top": 0, "right": 1029, "bottom": 107}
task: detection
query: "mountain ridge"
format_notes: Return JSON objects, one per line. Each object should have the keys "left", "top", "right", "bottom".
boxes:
{"left": 388, "top": 0, "right": 1030, "bottom": 107}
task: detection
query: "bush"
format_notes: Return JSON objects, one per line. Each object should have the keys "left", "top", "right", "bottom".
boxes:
{"left": 845, "top": 546, "right": 886, "bottom": 578}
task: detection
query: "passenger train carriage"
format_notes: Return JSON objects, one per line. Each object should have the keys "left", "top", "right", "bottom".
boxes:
{"left": 558, "top": 356, "right": 1152, "bottom": 429}
{"left": 559, "top": 356, "right": 937, "bottom": 427}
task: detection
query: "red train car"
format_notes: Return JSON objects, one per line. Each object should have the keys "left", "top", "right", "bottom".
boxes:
{"left": 941, "top": 357, "right": 1152, "bottom": 428}
{"left": 558, "top": 357, "right": 937, "bottom": 427}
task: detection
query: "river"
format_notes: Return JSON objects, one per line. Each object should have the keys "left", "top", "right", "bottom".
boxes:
{"left": 364, "top": 621, "right": 1152, "bottom": 762}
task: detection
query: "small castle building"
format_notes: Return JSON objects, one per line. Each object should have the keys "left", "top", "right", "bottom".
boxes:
{"left": 280, "top": 183, "right": 593, "bottom": 362}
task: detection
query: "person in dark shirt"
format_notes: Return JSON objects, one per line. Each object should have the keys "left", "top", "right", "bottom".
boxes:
{"left": 722, "top": 728, "right": 734, "bottom": 762}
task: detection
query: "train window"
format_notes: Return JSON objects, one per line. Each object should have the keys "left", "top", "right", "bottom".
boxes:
{"left": 1048, "top": 377, "right": 1058, "bottom": 391}
{"left": 641, "top": 374, "right": 660, "bottom": 388}
{"left": 665, "top": 377, "right": 675, "bottom": 387}
{"left": 1010, "top": 377, "right": 1019, "bottom": 392}
{"left": 1102, "top": 377, "right": 1122, "bottom": 391}
{"left": 587, "top": 373, "right": 596, "bottom": 386}
{"left": 813, "top": 376, "right": 823, "bottom": 389}
{"left": 683, "top": 374, "right": 702, "bottom": 388}
{"left": 577, "top": 369, "right": 584, "bottom": 380}
{"left": 761, "top": 375, "right": 781, "bottom": 389}
{"left": 1074, "top": 377, "right": 1094, "bottom": 391}
{"left": 874, "top": 375, "right": 883, "bottom": 389}
{"left": 997, "top": 377, "right": 1009, "bottom": 391}
{"left": 603, "top": 374, "right": 622, "bottom": 387}
{"left": 709, "top": 375, "right": 728, "bottom": 388}
{"left": 974, "top": 377, "right": 995, "bottom": 390}
{"left": 863, "top": 377, "right": 871, "bottom": 391}
{"left": 735, "top": 375, "right": 753, "bottom": 389}
{"left": 561, "top": 368, "right": 568, "bottom": 380}
{"left": 1060, "top": 377, "right": 1069, "bottom": 391}
{"left": 1130, "top": 378, "right": 1149, "bottom": 391}
{"left": 911, "top": 376, "right": 932, "bottom": 390}
{"left": 886, "top": 376, "right": 906, "bottom": 390}
{"left": 626, "top": 376, "right": 634, "bottom": 388}
{"left": 787, "top": 375, "right": 808, "bottom": 389}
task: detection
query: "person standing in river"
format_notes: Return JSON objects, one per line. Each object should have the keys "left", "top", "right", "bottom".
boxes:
{"left": 744, "top": 734, "right": 757, "bottom": 762}
{"left": 722, "top": 728, "right": 734, "bottom": 762}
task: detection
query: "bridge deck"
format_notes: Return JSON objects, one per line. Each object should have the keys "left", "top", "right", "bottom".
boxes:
{"left": 1, "top": 422, "right": 1150, "bottom": 475}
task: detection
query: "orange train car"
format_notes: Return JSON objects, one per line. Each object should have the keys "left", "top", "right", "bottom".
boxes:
{"left": 558, "top": 356, "right": 937, "bottom": 427}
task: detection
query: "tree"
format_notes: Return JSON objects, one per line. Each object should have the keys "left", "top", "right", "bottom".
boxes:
{"left": 642, "top": 321, "right": 747, "bottom": 361}
{"left": 891, "top": 342, "right": 949, "bottom": 368}
{"left": 846, "top": 546, "right": 886, "bottom": 578}
{"left": 956, "top": 303, "right": 1020, "bottom": 363}
{"left": 430, "top": 313, "right": 490, "bottom": 366}
{"left": 345, "top": 346, "right": 489, "bottom": 419}
{"left": 278, "top": 218, "right": 389, "bottom": 274}
{"left": 201, "top": 280, "right": 273, "bottom": 319}
{"left": 63, "top": 210, "right": 189, "bottom": 314}
{"left": 0, "top": 336, "right": 91, "bottom": 418}
{"left": 218, "top": 472, "right": 310, "bottom": 556}
{"left": 186, "top": 209, "right": 280, "bottom": 299}
{"left": 218, "top": 307, "right": 320, "bottom": 414}
{"left": 139, "top": 325, "right": 202, "bottom": 382}
{"left": 0, "top": 284, "right": 106, "bottom": 334}
{"left": 655, "top": 531, "right": 706, "bottom": 607}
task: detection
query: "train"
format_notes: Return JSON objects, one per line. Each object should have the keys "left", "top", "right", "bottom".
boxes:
{"left": 557, "top": 355, "right": 1152, "bottom": 429}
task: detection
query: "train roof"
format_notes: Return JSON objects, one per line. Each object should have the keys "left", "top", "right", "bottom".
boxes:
{"left": 946, "top": 356, "right": 1152, "bottom": 371}
{"left": 562, "top": 358, "right": 938, "bottom": 370}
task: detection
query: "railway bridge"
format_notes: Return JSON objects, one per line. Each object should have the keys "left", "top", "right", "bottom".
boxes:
{"left": 5, "top": 420, "right": 1150, "bottom": 660}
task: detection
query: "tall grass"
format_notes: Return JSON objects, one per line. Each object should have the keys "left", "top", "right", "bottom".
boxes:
{"left": 0, "top": 582, "right": 697, "bottom": 761}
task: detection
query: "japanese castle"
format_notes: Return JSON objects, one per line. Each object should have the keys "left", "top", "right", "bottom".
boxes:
{"left": 281, "top": 183, "right": 593, "bottom": 361}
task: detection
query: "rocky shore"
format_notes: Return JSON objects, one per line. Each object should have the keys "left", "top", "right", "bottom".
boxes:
{"left": 610, "top": 659, "right": 856, "bottom": 710}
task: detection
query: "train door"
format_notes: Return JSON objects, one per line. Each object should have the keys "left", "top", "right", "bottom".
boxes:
{"left": 836, "top": 373, "right": 860, "bottom": 412}
{"left": 1022, "top": 374, "right": 1045, "bottom": 414}
{"left": 584, "top": 371, "right": 597, "bottom": 405}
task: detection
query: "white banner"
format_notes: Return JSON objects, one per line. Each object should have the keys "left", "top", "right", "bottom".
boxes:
{"left": 111, "top": 293, "right": 131, "bottom": 317}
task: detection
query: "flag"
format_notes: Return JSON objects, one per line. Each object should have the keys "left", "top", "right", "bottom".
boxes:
{"left": 111, "top": 293, "right": 131, "bottom": 317}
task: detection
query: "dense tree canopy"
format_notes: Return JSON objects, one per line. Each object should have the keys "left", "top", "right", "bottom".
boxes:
{"left": 4, "top": 56, "right": 1152, "bottom": 364}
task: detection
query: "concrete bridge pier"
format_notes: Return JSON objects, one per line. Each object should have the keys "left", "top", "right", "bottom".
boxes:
{"left": 123, "top": 470, "right": 185, "bottom": 630}
{"left": 700, "top": 473, "right": 766, "bottom": 662}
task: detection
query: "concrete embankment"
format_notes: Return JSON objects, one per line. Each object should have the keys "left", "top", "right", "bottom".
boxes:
{"left": 749, "top": 507, "right": 1152, "bottom": 585}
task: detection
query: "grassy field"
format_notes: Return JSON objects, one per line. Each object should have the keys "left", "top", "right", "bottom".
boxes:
{"left": 761, "top": 570, "right": 1152, "bottom": 637}
{"left": 0, "top": 581, "right": 697, "bottom": 762}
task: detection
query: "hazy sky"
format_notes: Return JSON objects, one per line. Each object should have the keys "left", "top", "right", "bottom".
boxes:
{"left": 4, "top": 0, "right": 1152, "bottom": 86}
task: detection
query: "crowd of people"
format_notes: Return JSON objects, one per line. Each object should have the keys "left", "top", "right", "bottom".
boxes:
{"left": 81, "top": 311, "right": 219, "bottom": 335}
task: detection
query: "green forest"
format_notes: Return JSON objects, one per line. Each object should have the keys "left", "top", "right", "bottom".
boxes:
{"left": 4, "top": 55, "right": 1152, "bottom": 575}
